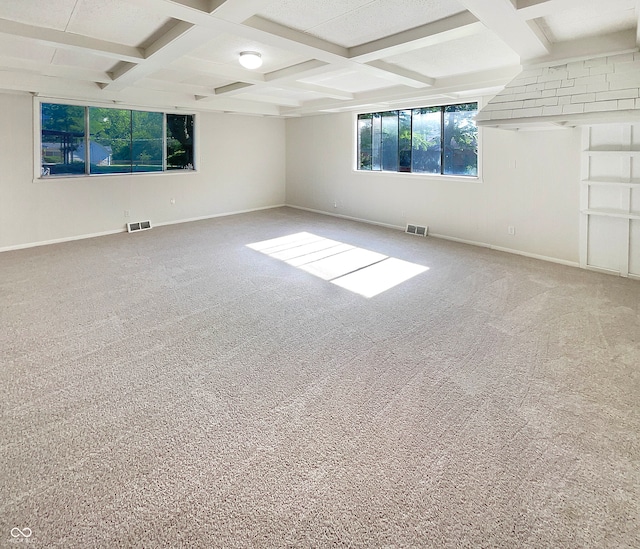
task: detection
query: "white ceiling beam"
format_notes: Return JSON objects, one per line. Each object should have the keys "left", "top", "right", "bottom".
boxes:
{"left": 0, "top": 68, "right": 282, "bottom": 115}
{"left": 209, "top": 0, "right": 281, "bottom": 23}
{"left": 126, "top": 1, "right": 437, "bottom": 89}
{"left": 264, "top": 60, "right": 329, "bottom": 82}
{"left": 214, "top": 82, "right": 254, "bottom": 95}
{"left": 132, "top": 77, "right": 215, "bottom": 97}
{"left": 281, "top": 66, "right": 522, "bottom": 117}
{"left": 348, "top": 11, "right": 483, "bottom": 63}
{"left": 193, "top": 93, "right": 283, "bottom": 115}
{"left": 286, "top": 82, "right": 353, "bottom": 101}
{"left": 515, "top": 0, "right": 588, "bottom": 20}
{"left": 457, "top": 0, "right": 551, "bottom": 59}
{"left": 0, "top": 56, "right": 112, "bottom": 84}
{"left": 526, "top": 29, "right": 637, "bottom": 66}
{"left": 243, "top": 15, "right": 436, "bottom": 87}
{"left": 0, "top": 70, "right": 118, "bottom": 102}
{"left": 103, "top": 22, "right": 213, "bottom": 90}
{"left": 636, "top": 0, "right": 640, "bottom": 47}
{"left": 168, "top": 0, "right": 211, "bottom": 11}
{"left": 198, "top": 59, "right": 353, "bottom": 104}
{"left": 212, "top": 78, "right": 353, "bottom": 101}
{"left": 0, "top": 18, "right": 143, "bottom": 63}
{"left": 242, "top": 16, "right": 350, "bottom": 58}
{"left": 179, "top": 56, "right": 266, "bottom": 84}
{"left": 226, "top": 92, "right": 301, "bottom": 107}
{"left": 127, "top": 1, "right": 347, "bottom": 63}
{"left": 365, "top": 61, "right": 435, "bottom": 88}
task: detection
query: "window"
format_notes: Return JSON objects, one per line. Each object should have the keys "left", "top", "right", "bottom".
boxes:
{"left": 357, "top": 102, "right": 478, "bottom": 176}
{"left": 40, "top": 102, "right": 195, "bottom": 177}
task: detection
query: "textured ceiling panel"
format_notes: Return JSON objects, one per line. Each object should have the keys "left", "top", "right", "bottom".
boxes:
{"left": 237, "top": 88, "right": 325, "bottom": 105}
{"left": 0, "top": 34, "right": 57, "bottom": 63}
{"left": 256, "top": 0, "right": 373, "bottom": 32}
{"left": 65, "top": 0, "right": 173, "bottom": 47}
{"left": 187, "top": 34, "right": 309, "bottom": 72}
{"left": 383, "top": 28, "right": 519, "bottom": 79}
{"left": 179, "top": 73, "right": 236, "bottom": 89}
{"left": 309, "top": 0, "right": 466, "bottom": 47}
{"left": 537, "top": 0, "right": 635, "bottom": 42}
{"left": 146, "top": 68, "right": 232, "bottom": 89}
{"left": 0, "top": 0, "right": 637, "bottom": 116}
{"left": 300, "top": 69, "right": 395, "bottom": 93}
{"left": 0, "top": 0, "right": 78, "bottom": 31}
{"left": 258, "top": 0, "right": 465, "bottom": 47}
{"left": 50, "top": 49, "right": 116, "bottom": 72}
{"left": 248, "top": 86, "right": 325, "bottom": 101}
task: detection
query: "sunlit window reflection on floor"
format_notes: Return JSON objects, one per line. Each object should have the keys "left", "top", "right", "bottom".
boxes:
{"left": 247, "top": 232, "right": 428, "bottom": 298}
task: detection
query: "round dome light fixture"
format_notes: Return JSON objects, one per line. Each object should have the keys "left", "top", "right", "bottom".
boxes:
{"left": 239, "top": 51, "right": 262, "bottom": 70}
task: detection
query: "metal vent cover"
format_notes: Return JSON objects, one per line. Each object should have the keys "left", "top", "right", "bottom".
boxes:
{"left": 406, "top": 224, "right": 428, "bottom": 236}
{"left": 127, "top": 220, "right": 152, "bottom": 233}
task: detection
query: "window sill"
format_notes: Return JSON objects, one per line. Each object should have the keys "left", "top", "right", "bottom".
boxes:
{"left": 352, "top": 169, "right": 481, "bottom": 183}
{"left": 34, "top": 169, "right": 198, "bottom": 183}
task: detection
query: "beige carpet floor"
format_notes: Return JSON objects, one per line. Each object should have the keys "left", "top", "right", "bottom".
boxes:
{"left": 1, "top": 207, "right": 639, "bottom": 548}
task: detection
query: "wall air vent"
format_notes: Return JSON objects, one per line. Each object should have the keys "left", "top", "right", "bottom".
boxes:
{"left": 406, "top": 224, "right": 428, "bottom": 237}
{"left": 127, "top": 220, "right": 152, "bottom": 233}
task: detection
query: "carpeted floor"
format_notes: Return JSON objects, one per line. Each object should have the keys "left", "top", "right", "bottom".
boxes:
{"left": 1, "top": 207, "right": 639, "bottom": 548}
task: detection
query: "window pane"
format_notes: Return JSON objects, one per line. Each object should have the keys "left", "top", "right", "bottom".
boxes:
{"left": 411, "top": 107, "right": 441, "bottom": 174}
{"left": 132, "top": 111, "right": 163, "bottom": 173}
{"left": 381, "top": 111, "right": 398, "bottom": 171}
{"left": 371, "top": 113, "right": 382, "bottom": 170}
{"left": 398, "top": 110, "right": 412, "bottom": 172}
{"left": 443, "top": 103, "right": 478, "bottom": 176}
{"left": 357, "top": 114, "right": 372, "bottom": 170}
{"left": 41, "top": 103, "right": 85, "bottom": 176}
{"left": 89, "top": 107, "right": 132, "bottom": 174}
{"left": 166, "top": 114, "right": 194, "bottom": 170}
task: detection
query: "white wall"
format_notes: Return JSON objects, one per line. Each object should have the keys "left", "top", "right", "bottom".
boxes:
{"left": 1, "top": 91, "right": 582, "bottom": 263}
{"left": 0, "top": 92, "right": 286, "bottom": 250}
{"left": 285, "top": 111, "right": 581, "bottom": 264}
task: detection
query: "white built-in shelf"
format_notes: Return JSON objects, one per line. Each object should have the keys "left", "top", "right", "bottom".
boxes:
{"left": 580, "top": 126, "right": 640, "bottom": 278}
{"left": 581, "top": 178, "right": 640, "bottom": 187}
{"left": 581, "top": 208, "right": 640, "bottom": 220}
{"left": 585, "top": 149, "right": 640, "bottom": 157}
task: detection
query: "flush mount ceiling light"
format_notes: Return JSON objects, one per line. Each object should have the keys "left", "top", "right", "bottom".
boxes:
{"left": 239, "top": 51, "right": 262, "bottom": 69}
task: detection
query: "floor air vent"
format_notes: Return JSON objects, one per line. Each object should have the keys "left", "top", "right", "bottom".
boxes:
{"left": 127, "top": 220, "right": 152, "bottom": 233}
{"left": 406, "top": 224, "right": 428, "bottom": 236}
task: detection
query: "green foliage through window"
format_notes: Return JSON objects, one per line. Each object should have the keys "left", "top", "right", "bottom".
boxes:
{"left": 41, "top": 103, "right": 195, "bottom": 177}
{"left": 357, "top": 103, "right": 478, "bottom": 176}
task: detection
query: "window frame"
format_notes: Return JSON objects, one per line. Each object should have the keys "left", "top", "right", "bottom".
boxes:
{"left": 34, "top": 98, "right": 198, "bottom": 181}
{"left": 353, "top": 101, "right": 482, "bottom": 181}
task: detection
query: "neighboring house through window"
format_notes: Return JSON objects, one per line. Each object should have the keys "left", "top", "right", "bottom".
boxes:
{"left": 40, "top": 102, "right": 195, "bottom": 177}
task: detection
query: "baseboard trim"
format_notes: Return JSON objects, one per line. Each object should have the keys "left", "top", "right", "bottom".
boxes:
{"left": 487, "top": 244, "right": 579, "bottom": 268}
{"left": 286, "top": 204, "right": 405, "bottom": 232}
{"left": 153, "top": 204, "right": 286, "bottom": 228}
{"left": 583, "top": 265, "right": 640, "bottom": 279}
{"left": 0, "top": 229, "right": 126, "bottom": 253}
{"left": 286, "top": 204, "right": 580, "bottom": 269}
{"left": 0, "top": 204, "right": 286, "bottom": 253}
{"left": 427, "top": 232, "right": 490, "bottom": 249}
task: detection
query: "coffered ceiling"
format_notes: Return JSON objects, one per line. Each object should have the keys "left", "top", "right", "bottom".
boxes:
{"left": 0, "top": 0, "right": 637, "bottom": 116}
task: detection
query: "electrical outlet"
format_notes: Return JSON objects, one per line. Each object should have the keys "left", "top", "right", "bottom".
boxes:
{"left": 508, "top": 225, "right": 516, "bottom": 235}
{"left": 170, "top": 198, "right": 176, "bottom": 205}
{"left": 124, "top": 210, "right": 130, "bottom": 218}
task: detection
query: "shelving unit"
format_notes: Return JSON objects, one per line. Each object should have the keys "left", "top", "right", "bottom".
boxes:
{"left": 580, "top": 125, "right": 640, "bottom": 279}
{"left": 582, "top": 208, "right": 640, "bottom": 219}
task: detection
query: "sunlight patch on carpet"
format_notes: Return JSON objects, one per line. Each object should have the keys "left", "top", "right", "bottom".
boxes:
{"left": 247, "top": 232, "right": 428, "bottom": 297}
